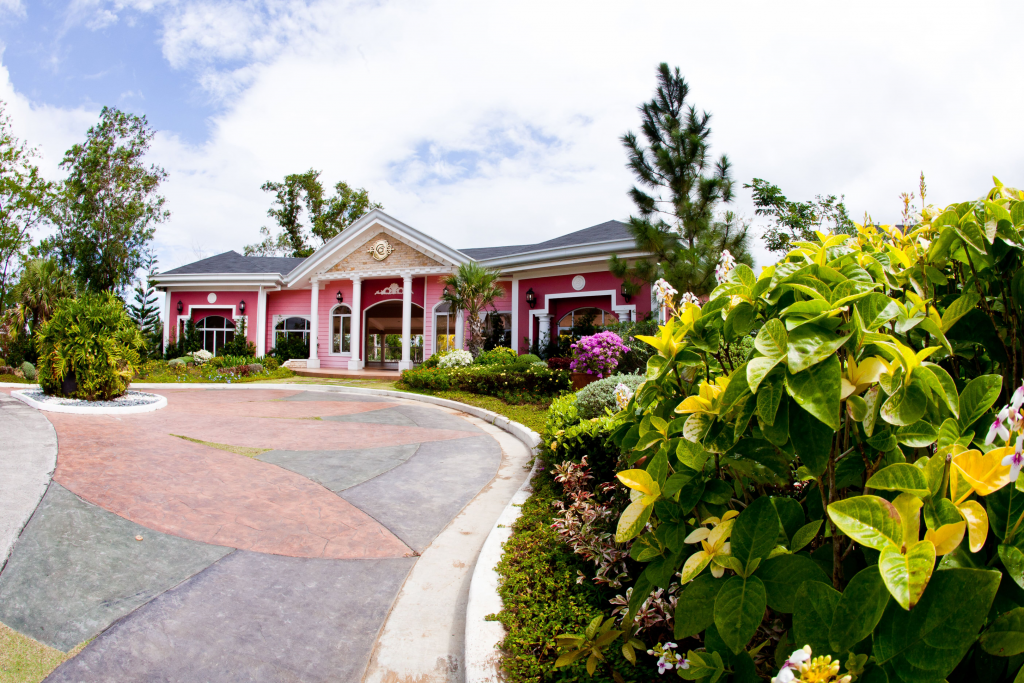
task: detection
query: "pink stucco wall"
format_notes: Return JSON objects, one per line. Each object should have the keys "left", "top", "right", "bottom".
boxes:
{"left": 265, "top": 289, "right": 313, "bottom": 356}
{"left": 168, "top": 290, "right": 259, "bottom": 345}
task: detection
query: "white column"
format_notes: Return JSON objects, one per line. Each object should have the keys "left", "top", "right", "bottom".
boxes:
{"left": 307, "top": 277, "right": 320, "bottom": 368}
{"left": 162, "top": 290, "right": 172, "bottom": 350}
{"left": 538, "top": 314, "right": 552, "bottom": 348}
{"left": 348, "top": 277, "right": 362, "bottom": 370}
{"left": 398, "top": 275, "right": 414, "bottom": 370}
{"left": 454, "top": 310, "right": 465, "bottom": 350}
{"left": 256, "top": 286, "right": 267, "bottom": 357}
{"left": 511, "top": 277, "right": 519, "bottom": 354}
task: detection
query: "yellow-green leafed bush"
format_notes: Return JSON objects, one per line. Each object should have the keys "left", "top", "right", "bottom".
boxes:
{"left": 36, "top": 292, "right": 146, "bottom": 400}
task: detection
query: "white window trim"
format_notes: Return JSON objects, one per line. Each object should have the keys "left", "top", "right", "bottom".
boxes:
{"left": 328, "top": 304, "right": 352, "bottom": 356}
{"left": 272, "top": 314, "right": 313, "bottom": 349}
{"left": 526, "top": 289, "right": 635, "bottom": 345}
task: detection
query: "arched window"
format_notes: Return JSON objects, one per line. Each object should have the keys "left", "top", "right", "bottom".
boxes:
{"left": 331, "top": 305, "right": 351, "bottom": 353}
{"left": 556, "top": 307, "right": 618, "bottom": 336}
{"left": 196, "top": 315, "right": 235, "bottom": 355}
{"left": 275, "top": 317, "right": 310, "bottom": 345}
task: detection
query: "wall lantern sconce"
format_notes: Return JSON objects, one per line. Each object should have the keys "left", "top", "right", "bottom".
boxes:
{"left": 239, "top": 300, "right": 246, "bottom": 314}
{"left": 620, "top": 282, "right": 632, "bottom": 304}
{"left": 525, "top": 288, "right": 537, "bottom": 309}
{"left": 176, "top": 300, "right": 183, "bottom": 314}
{"left": 336, "top": 291, "right": 344, "bottom": 304}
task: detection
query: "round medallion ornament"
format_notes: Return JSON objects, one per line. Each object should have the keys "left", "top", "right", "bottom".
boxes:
{"left": 207, "top": 293, "right": 217, "bottom": 303}
{"left": 368, "top": 239, "right": 394, "bottom": 261}
{"left": 571, "top": 275, "right": 586, "bottom": 291}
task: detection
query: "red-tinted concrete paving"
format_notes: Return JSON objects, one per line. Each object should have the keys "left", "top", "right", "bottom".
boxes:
{"left": 44, "top": 389, "right": 478, "bottom": 559}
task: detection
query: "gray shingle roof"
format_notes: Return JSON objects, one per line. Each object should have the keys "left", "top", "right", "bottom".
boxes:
{"left": 161, "top": 251, "right": 307, "bottom": 276}
{"left": 459, "top": 220, "right": 630, "bottom": 260}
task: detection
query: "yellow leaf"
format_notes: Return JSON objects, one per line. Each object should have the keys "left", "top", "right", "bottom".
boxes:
{"left": 684, "top": 527, "right": 710, "bottom": 544}
{"left": 676, "top": 395, "right": 712, "bottom": 415}
{"left": 616, "top": 469, "right": 656, "bottom": 496}
{"left": 893, "top": 493, "right": 922, "bottom": 550}
{"left": 707, "top": 519, "right": 735, "bottom": 549}
{"left": 925, "top": 522, "right": 966, "bottom": 555}
{"left": 957, "top": 501, "right": 989, "bottom": 552}
{"left": 951, "top": 447, "right": 1013, "bottom": 502}
{"left": 679, "top": 550, "right": 711, "bottom": 584}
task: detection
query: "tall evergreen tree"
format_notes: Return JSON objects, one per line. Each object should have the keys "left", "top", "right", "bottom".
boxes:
{"left": 129, "top": 251, "right": 161, "bottom": 352}
{"left": 611, "top": 64, "right": 752, "bottom": 298}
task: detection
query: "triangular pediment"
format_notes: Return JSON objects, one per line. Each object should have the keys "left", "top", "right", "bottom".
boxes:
{"left": 325, "top": 226, "right": 449, "bottom": 274}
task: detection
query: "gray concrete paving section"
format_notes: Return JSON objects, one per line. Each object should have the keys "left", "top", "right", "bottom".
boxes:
{"left": 278, "top": 390, "right": 398, "bottom": 403}
{"left": 321, "top": 404, "right": 483, "bottom": 432}
{"left": 0, "top": 483, "right": 232, "bottom": 651}
{"left": 257, "top": 443, "right": 421, "bottom": 492}
{"left": 341, "top": 436, "right": 502, "bottom": 552}
{"left": 0, "top": 392, "right": 57, "bottom": 571}
{"left": 46, "top": 551, "right": 416, "bottom": 683}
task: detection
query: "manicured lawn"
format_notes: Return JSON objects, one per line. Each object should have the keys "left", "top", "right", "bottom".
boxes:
{"left": 0, "top": 622, "right": 86, "bottom": 683}
{"left": 0, "top": 374, "right": 31, "bottom": 384}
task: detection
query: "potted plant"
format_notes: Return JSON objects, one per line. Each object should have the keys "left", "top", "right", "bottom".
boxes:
{"left": 569, "top": 331, "right": 630, "bottom": 390}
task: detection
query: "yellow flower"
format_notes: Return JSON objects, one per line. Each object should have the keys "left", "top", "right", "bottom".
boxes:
{"left": 679, "top": 511, "right": 738, "bottom": 582}
{"left": 841, "top": 356, "right": 889, "bottom": 400}
{"left": 676, "top": 377, "right": 729, "bottom": 415}
{"left": 950, "top": 446, "right": 1014, "bottom": 504}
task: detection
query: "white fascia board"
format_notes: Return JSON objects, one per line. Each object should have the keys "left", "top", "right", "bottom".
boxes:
{"left": 285, "top": 209, "right": 471, "bottom": 286}
{"left": 492, "top": 250, "right": 650, "bottom": 275}
{"left": 152, "top": 273, "right": 283, "bottom": 289}
{"left": 473, "top": 239, "right": 643, "bottom": 268}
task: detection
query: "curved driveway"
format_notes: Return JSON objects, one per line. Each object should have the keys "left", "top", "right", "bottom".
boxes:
{"left": 0, "top": 386, "right": 519, "bottom": 682}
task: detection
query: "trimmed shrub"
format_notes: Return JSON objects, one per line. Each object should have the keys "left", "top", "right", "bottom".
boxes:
{"left": 400, "top": 364, "right": 570, "bottom": 399}
{"left": 518, "top": 353, "right": 542, "bottom": 364}
{"left": 269, "top": 335, "right": 309, "bottom": 362}
{"left": 20, "top": 361, "right": 36, "bottom": 381}
{"left": 168, "top": 357, "right": 189, "bottom": 367}
{"left": 35, "top": 293, "right": 146, "bottom": 400}
{"left": 474, "top": 346, "right": 517, "bottom": 366}
{"left": 574, "top": 373, "right": 645, "bottom": 420}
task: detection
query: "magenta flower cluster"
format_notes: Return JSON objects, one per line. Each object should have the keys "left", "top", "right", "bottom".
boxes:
{"left": 569, "top": 331, "right": 630, "bottom": 379}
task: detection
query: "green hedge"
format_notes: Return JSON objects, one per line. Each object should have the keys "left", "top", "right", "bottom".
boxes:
{"left": 400, "top": 363, "right": 570, "bottom": 400}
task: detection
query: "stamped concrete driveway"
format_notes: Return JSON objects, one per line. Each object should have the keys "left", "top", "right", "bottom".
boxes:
{"left": 0, "top": 387, "right": 524, "bottom": 682}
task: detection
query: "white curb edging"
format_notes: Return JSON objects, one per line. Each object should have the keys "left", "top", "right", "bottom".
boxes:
{"left": 9, "top": 389, "right": 168, "bottom": 415}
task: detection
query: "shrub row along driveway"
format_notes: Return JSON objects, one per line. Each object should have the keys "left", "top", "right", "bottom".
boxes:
{"left": 0, "top": 388, "right": 507, "bottom": 681}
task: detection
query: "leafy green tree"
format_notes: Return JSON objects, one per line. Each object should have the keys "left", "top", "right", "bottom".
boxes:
{"left": 611, "top": 63, "right": 752, "bottom": 298}
{"left": 48, "top": 107, "right": 169, "bottom": 293}
{"left": 244, "top": 170, "right": 382, "bottom": 257}
{"left": 0, "top": 102, "right": 51, "bottom": 313}
{"left": 745, "top": 178, "right": 856, "bottom": 254}
{"left": 439, "top": 262, "right": 505, "bottom": 357}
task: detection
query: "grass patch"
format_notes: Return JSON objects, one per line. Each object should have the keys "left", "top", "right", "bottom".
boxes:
{"left": 0, "top": 622, "right": 87, "bottom": 683}
{"left": 493, "top": 467, "right": 642, "bottom": 683}
{"left": 0, "top": 374, "right": 31, "bottom": 384}
{"left": 134, "top": 361, "right": 295, "bottom": 384}
{"left": 170, "top": 434, "right": 271, "bottom": 458}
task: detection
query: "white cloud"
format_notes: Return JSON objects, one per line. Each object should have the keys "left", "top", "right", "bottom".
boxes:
{"left": 6, "top": 0, "right": 1024, "bottom": 272}
{"left": 0, "top": 0, "right": 25, "bottom": 18}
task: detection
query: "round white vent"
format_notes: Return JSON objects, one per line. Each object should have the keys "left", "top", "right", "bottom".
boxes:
{"left": 207, "top": 293, "right": 217, "bottom": 304}
{"left": 571, "top": 275, "right": 586, "bottom": 291}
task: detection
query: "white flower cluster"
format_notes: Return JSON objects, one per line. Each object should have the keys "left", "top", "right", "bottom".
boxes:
{"left": 190, "top": 349, "right": 213, "bottom": 364}
{"left": 653, "top": 278, "right": 678, "bottom": 307}
{"left": 772, "top": 645, "right": 851, "bottom": 683}
{"left": 646, "top": 642, "right": 687, "bottom": 675}
{"left": 680, "top": 291, "right": 701, "bottom": 306}
{"left": 987, "top": 384, "right": 1024, "bottom": 480}
{"left": 714, "top": 249, "right": 737, "bottom": 283}
{"left": 438, "top": 349, "right": 473, "bottom": 368}
{"left": 614, "top": 383, "right": 634, "bottom": 411}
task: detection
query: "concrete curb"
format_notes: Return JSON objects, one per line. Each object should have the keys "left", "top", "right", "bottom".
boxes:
{"left": 10, "top": 389, "right": 168, "bottom": 415}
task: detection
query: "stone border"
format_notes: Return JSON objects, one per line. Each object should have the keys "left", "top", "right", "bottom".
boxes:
{"left": 1, "top": 380, "right": 540, "bottom": 677}
{"left": 10, "top": 389, "right": 168, "bottom": 415}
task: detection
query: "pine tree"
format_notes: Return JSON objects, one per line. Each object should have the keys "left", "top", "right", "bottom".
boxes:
{"left": 129, "top": 252, "right": 161, "bottom": 356}
{"left": 611, "top": 64, "right": 752, "bottom": 298}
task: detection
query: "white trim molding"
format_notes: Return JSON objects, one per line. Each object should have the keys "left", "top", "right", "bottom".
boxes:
{"left": 526, "top": 289, "right": 636, "bottom": 345}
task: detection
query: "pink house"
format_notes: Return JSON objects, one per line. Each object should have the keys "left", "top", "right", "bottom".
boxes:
{"left": 154, "top": 211, "right": 652, "bottom": 372}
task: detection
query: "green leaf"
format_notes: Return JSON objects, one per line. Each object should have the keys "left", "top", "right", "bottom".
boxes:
{"left": 827, "top": 496, "right": 903, "bottom": 551}
{"left": 678, "top": 650, "right": 725, "bottom": 682}
{"left": 959, "top": 374, "right": 1003, "bottom": 431}
{"left": 718, "top": 362, "right": 750, "bottom": 416}
{"left": 786, "top": 355, "right": 842, "bottom": 431}
{"left": 787, "top": 324, "right": 853, "bottom": 374}
{"left": 757, "top": 554, "right": 830, "bottom": 613}
{"left": 772, "top": 497, "right": 805, "bottom": 542}
{"left": 757, "top": 375, "right": 785, "bottom": 425}
{"left": 894, "top": 421, "right": 939, "bottom": 448}
{"left": 857, "top": 293, "right": 901, "bottom": 330}
{"left": 791, "top": 520, "right": 822, "bottom": 552}
{"left": 725, "top": 301, "right": 756, "bottom": 339}
{"left": 755, "top": 319, "right": 788, "bottom": 359}
{"left": 747, "top": 356, "right": 782, "bottom": 394}
{"left": 955, "top": 219, "right": 988, "bottom": 253}
{"left": 980, "top": 607, "right": 1024, "bottom": 657}
{"left": 829, "top": 566, "right": 890, "bottom": 653}
{"left": 848, "top": 394, "right": 869, "bottom": 421}
{"left": 714, "top": 576, "right": 767, "bottom": 654}
{"left": 880, "top": 382, "right": 928, "bottom": 427}
{"left": 674, "top": 573, "right": 724, "bottom": 639}
{"left": 731, "top": 496, "right": 781, "bottom": 575}
{"left": 684, "top": 413, "right": 713, "bottom": 443}
{"left": 792, "top": 581, "right": 842, "bottom": 659}
{"left": 940, "top": 290, "right": 980, "bottom": 333}
{"left": 879, "top": 541, "right": 936, "bottom": 610}
{"left": 615, "top": 499, "right": 653, "bottom": 542}
{"left": 760, "top": 396, "right": 790, "bottom": 447}
{"left": 920, "top": 364, "right": 959, "bottom": 418}
{"left": 999, "top": 545, "right": 1024, "bottom": 590}
{"left": 790, "top": 404, "right": 834, "bottom": 477}
{"left": 873, "top": 568, "right": 1001, "bottom": 681}
{"left": 867, "top": 463, "right": 932, "bottom": 497}
{"left": 677, "top": 439, "right": 710, "bottom": 472}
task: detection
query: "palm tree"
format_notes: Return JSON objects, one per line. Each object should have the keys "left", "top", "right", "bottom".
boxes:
{"left": 439, "top": 262, "right": 505, "bottom": 357}
{"left": 14, "top": 258, "right": 76, "bottom": 331}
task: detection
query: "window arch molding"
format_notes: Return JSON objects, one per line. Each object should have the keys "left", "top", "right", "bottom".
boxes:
{"left": 330, "top": 304, "right": 352, "bottom": 354}
{"left": 195, "top": 315, "right": 236, "bottom": 355}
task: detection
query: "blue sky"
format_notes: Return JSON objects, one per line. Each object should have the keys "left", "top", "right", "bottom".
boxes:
{"left": 1, "top": 0, "right": 1023, "bottom": 273}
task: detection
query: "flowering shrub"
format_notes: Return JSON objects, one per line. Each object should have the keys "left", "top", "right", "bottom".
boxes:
{"left": 570, "top": 331, "right": 631, "bottom": 378}
{"left": 438, "top": 349, "right": 473, "bottom": 368}
{"left": 190, "top": 349, "right": 213, "bottom": 364}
